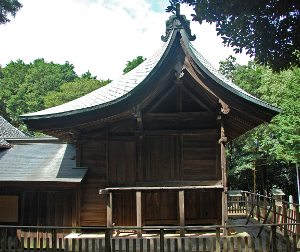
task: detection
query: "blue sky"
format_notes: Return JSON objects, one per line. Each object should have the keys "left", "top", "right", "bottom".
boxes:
{"left": 0, "top": 0, "right": 251, "bottom": 80}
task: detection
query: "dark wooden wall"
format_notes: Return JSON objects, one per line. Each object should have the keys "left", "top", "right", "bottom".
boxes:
{"left": 80, "top": 138, "right": 107, "bottom": 226}
{"left": 0, "top": 185, "right": 76, "bottom": 227}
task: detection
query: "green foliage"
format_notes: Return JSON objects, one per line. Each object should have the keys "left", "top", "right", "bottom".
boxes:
{"left": 44, "top": 78, "right": 111, "bottom": 108}
{"left": 0, "top": 0, "right": 22, "bottom": 25}
{"left": 123, "top": 56, "right": 146, "bottom": 74}
{"left": 0, "top": 59, "right": 77, "bottom": 125}
{"left": 259, "top": 68, "right": 300, "bottom": 163}
{"left": 167, "top": 1, "right": 300, "bottom": 72}
{"left": 81, "top": 70, "right": 97, "bottom": 80}
{"left": 218, "top": 55, "right": 237, "bottom": 79}
{"left": 219, "top": 56, "right": 300, "bottom": 198}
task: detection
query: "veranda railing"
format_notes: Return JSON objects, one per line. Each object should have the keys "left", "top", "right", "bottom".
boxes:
{"left": 1, "top": 223, "right": 300, "bottom": 252}
{"left": 228, "top": 191, "right": 300, "bottom": 238}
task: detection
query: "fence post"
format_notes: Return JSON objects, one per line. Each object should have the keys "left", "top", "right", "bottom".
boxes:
{"left": 273, "top": 199, "right": 277, "bottom": 225}
{"left": 160, "top": 229, "right": 164, "bottom": 252}
{"left": 245, "top": 192, "right": 248, "bottom": 216}
{"left": 105, "top": 229, "right": 111, "bottom": 252}
{"left": 264, "top": 197, "right": 267, "bottom": 221}
{"left": 271, "top": 225, "right": 277, "bottom": 252}
{"left": 283, "top": 202, "right": 288, "bottom": 237}
{"left": 257, "top": 194, "right": 260, "bottom": 221}
{"left": 251, "top": 194, "right": 255, "bottom": 218}
{"left": 52, "top": 229, "right": 57, "bottom": 250}
{"left": 295, "top": 205, "right": 300, "bottom": 241}
{"left": 216, "top": 228, "right": 220, "bottom": 252}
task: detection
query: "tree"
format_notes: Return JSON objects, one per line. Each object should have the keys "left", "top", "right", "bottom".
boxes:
{"left": 0, "top": 59, "right": 77, "bottom": 125}
{"left": 0, "top": 0, "right": 22, "bottom": 25}
{"left": 44, "top": 78, "right": 111, "bottom": 108}
{"left": 123, "top": 56, "right": 146, "bottom": 74}
{"left": 167, "top": 1, "right": 300, "bottom": 72}
{"left": 81, "top": 70, "right": 97, "bottom": 80}
{"left": 219, "top": 57, "right": 300, "bottom": 198}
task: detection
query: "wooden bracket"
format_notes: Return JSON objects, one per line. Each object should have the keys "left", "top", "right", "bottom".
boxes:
{"left": 218, "top": 137, "right": 227, "bottom": 143}
{"left": 219, "top": 99, "right": 230, "bottom": 114}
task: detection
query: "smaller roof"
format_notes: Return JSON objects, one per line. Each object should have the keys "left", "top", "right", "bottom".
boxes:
{"left": 0, "top": 141, "right": 87, "bottom": 183}
{"left": 0, "top": 137, "right": 11, "bottom": 148}
{"left": 228, "top": 190, "right": 243, "bottom": 197}
{"left": 271, "top": 189, "right": 285, "bottom": 196}
{"left": 0, "top": 115, "right": 32, "bottom": 138}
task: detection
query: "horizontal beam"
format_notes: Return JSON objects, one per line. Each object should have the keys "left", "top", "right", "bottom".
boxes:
{"left": 99, "top": 185, "right": 223, "bottom": 194}
{"left": 136, "top": 180, "right": 222, "bottom": 187}
{"left": 134, "top": 129, "right": 219, "bottom": 136}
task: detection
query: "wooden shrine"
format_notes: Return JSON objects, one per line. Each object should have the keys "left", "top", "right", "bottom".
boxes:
{"left": 17, "top": 11, "right": 281, "bottom": 234}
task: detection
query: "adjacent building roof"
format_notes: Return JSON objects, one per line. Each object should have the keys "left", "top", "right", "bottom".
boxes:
{"left": 0, "top": 137, "right": 11, "bottom": 148}
{"left": 271, "top": 188, "right": 285, "bottom": 196}
{"left": 0, "top": 115, "right": 31, "bottom": 138}
{"left": 0, "top": 139, "right": 87, "bottom": 182}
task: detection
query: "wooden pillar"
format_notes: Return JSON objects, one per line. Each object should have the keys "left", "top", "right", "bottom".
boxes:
{"left": 219, "top": 113, "right": 228, "bottom": 235}
{"left": 136, "top": 191, "right": 142, "bottom": 238}
{"left": 107, "top": 192, "right": 113, "bottom": 236}
{"left": 179, "top": 190, "right": 185, "bottom": 237}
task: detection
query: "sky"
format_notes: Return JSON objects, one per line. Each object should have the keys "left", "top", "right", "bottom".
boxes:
{"left": 0, "top": 0, "right": 252, "bottom": 81}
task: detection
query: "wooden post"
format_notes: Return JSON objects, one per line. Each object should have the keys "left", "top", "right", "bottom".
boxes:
{"left": 272, "top": 199, "right": 277, "bottom": 225}
{"left": 271, "top": 226, "right": 277, "bottom": 252}
{"left": 220, "top": 116, "right": 228, "bottom": 235}
{"left": 107, "top": 192, "right": 113, "bottom": 237}
{"left": 105, "top": 230, "right": 111, "bottom": 252}
{"left": 245, "top": 192, "right": 248, "bottom": 217}
{"left": 136, "top": 191, "right": 142, "bottom": 238}
{"left": 52, "top": 229, "right": 56, "bottom": 250}
{"left": 295, "top": 205, "right": 300, "bottom": 241}
{"left": 264, "top": 196, "right": 267, "bottom": 221}
{"left": 283, "top": 202, "right": 288, "bottom": 237}
{"left": 160, "top": 229, "right": 164, "bottom": 252}
{"left": 257, "top": 195, "right": 260, "bottom": 221}
{"left": 179, "top": 190, "right": 185, "bottom": 237}
{"left": 216, "top": 228, "right": 221, "bottom": 252}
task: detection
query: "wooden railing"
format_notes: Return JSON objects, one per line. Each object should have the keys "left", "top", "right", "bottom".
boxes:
{"left": 228, "top": 191, "right": 300, "bottom": 238}
{"left": 1, "top": 224, "right": 300, "bottom": 252}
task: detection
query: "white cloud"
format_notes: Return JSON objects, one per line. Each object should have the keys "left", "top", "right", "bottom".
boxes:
{"left": 0, "top": 0, "right": 251, "bottom": 81}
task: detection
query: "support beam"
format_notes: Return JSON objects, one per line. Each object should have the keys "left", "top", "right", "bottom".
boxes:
{"left": 136, "top": 191, "right": 142, "bottom": 238}
{"left": 179, "top": 190, "right": 185, "bottom": 237}
{"left": 220, "top": 116, "right": 228, "bottom": 236}
{"left": 107, "top": 192, "right": 113, "bottom": 237}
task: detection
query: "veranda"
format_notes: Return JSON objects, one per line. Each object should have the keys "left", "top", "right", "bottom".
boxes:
{"left": 1, "top": 191, "right": 299, "bottom": 252}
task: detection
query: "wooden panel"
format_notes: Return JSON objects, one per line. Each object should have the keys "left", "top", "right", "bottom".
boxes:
{"left": 183, "top": 160, "right": 217, "bottom": 180}
{"left": 144, "top": 136, "right": 177, "bottom": 181}
{"left": 144, "top": 192, "right": 177, "bottom": 224}
{"left": 182, "top": 135, "right": 219, "bottom": 181}
{"left": 109, "top": 141, "right": 136, "bottom": 186}
{"left": 0, "top": 195, "right": 18, "bottom": 222}
{"left": 80, "top": 139, "right": 107, "bottom": 226}
{"left": 185, "top": 191, "right": 222, "bottom": 225}
{"left": 112, "top": 193, "right": 137, "bottom": 226}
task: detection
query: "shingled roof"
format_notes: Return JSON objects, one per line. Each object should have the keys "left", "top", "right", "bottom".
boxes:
{"left": 0, "top": 115, "right": 31, "bottom": 138}
{"left": 19, "top": 13, "right": 281, "bottom": 141}
{"left": 0, "top": 140, "right": 87, "bottom": 182}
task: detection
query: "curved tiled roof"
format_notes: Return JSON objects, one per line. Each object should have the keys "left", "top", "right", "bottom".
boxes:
{"left": 20, "top": 22, "right": 281, "bottom": 122}
{"left": 20, "top": 36, "right": 171, "bottom": 120}
{"left": 180, "top": 30, "right": 282, "bottom": 113}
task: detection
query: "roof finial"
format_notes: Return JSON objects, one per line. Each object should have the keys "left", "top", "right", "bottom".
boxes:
{"left": 161, "top": 4, "right": 196, "bottom": 42}
{"left": 176, "top": 4, "right": 180, "bottom": 16}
